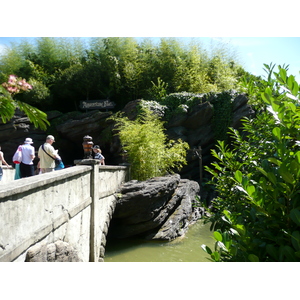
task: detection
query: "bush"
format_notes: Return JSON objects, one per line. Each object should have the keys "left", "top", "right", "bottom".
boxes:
{"left": 202, "top": 65, "right": 300, "bottom": 262}
{"left": 110, "top": 107, "right": 189, "bottom": 181}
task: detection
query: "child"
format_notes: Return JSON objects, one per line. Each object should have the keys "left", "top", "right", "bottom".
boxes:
{"left": 92, "top": 145, "right": 105, "bottom": 165}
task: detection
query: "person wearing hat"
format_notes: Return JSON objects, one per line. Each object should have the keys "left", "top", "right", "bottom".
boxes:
{"left": 92, "top": 145, "right": 105, "bottom": 165}
{"left": 38, "top": 135, "right": 58, "bottom": 173}
{"left": 20, "top": 137, "right": 35, "bottom": 177}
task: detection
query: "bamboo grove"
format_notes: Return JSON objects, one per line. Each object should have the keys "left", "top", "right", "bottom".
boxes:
{"left": 0, "top": 37, "right": 247, "bottom": 113}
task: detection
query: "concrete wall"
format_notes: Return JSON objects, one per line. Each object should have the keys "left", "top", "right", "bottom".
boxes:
{"left": 0, "top": 161, "right": 129, "bottom": 262}
{"left": 0, "top": 166, "right": 15, "bottom": 184}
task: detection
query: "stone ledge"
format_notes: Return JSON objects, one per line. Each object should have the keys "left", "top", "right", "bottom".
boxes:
{"left": 0, "top": 165, "right": 92, "bottom": 199}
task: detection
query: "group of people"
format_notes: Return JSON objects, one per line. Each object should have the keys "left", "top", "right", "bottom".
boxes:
{"left": 0, "top": 135, "right": 105, "bottom": 181}
{"left": 14, "top": 135, "right": 62, "bottom": 179}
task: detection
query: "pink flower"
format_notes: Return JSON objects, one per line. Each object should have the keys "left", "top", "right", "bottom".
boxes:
{"left": 2, "top": 75, "right": 32, "bottom": 94}
{"left": 8, "top": 75, "right": 17, "bottom": 84}
{"left": 26, "top": 82, "right": 32, "bottom": 89}
{"left": 7, "top": 86, "right": 19, "bottom": 93}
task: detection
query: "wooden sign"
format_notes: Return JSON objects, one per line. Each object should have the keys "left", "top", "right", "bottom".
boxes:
{"left": 80, "top": 99, "right": 116, "bottom": 110}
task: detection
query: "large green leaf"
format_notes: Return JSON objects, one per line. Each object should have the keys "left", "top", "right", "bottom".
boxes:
{"left": 246, "top": 185, "right": 255, "bottom": 197}
{"left": 290, "top": 209, "right": 300, "bottom": 226}
{"left": 291, "top": 231, "right": 300, "bottom": 251}
{"left": 279, "top": 67, "right": 287, "bottom": 83}
{"left": 248, "top": 254, "right": 259, "bottom": 262}
{"left": 201, "top": 244, "right": 212, "bottom": 255}
{"left": 234, "top": 170, "right": 243, "bottom": 183}
{"left": 272, "top": 127, "right": 281, "bottom": 140}
{"left": 234, "top": 224, "right": 246, "bottom": 235}
{"left": 278, "top": 165, "right": 295, "bottom": 184}
{"left": 266, "top": 244, "right": 279, "bottom": 261}
{"left": 0, "top": 96, "right": 16, "bottom": 123}
{"left": 261, "top": 91, "right": 272, "bottom": 104}
{"left": 282, "top": 245, "right": 297, "bottom": 262}
{"left": 211, "top": 251, "right": 221, "bottom": 262}
{"left": 213, "top": 231, "right": 223, "bottom": 242}
{"left": 292, "top": 81, "right": 299, "bottom": 96}
{"left": 16, "top": 100, "right": 49, "bottom": 131}
{"left": 268, "top": 157, "right": 282, "bottom": 166}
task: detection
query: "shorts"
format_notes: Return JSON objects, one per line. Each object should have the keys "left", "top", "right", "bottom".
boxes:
{"left": 40, "top": 168, "right": 54, "bottom": 174}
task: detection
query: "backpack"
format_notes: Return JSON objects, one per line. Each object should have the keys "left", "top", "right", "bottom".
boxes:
{"left": 12, "top": 146, "right": 22, "bottom": 164}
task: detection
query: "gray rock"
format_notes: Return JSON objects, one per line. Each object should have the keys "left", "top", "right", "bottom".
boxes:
{"left": 109, "top": 174, "right": 202, "bottom": 240}
{"left": 56, "top": 110, "right": 112, "bottom": 144}
{"left": 232, "top": 93, "right": 248, "bottom": 111}
{"left": 25, "top": 240, "right": 82, "bottom": 262}
{"left": 182, "top": 101, "right": 214, "bottom": 130}
{"left": 166, "top": 126, "right": 188, "bottom": 142}
{"left": 150, "top": 179, "right": 201, "bottom": 240}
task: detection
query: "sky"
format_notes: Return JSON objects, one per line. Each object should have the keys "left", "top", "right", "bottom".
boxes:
{"left": 1, "top": 1, "right": 299, "bottom": 81}
{"left": 0, "top": 36, "right": 299, "bottom": 81}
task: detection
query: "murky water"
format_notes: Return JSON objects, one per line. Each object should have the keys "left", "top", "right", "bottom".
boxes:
{"left": 104, "top": 220, "right": 214, "bottom": 262}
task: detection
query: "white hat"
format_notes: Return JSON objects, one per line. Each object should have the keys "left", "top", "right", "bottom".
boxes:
{"left": 24, "top": 138, "right": 33, "bottom": 144}
{"left": 46, "top": 135, "right": 55, "bottom": 141}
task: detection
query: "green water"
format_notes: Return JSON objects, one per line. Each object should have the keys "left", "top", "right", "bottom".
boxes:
{"left": 104, "top": 220, "right": 214, "bottom": 262}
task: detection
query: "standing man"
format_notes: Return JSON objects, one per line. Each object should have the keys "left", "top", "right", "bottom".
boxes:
{"left": 20, "top": 138, "right": 35, "bottom": 177}
{"left": 38, "top": 135, "right": 58, "bottom": 174}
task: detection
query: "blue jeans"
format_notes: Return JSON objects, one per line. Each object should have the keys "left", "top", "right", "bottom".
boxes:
{"left": 0, "top": 167, "right": 2, "bottom": 181}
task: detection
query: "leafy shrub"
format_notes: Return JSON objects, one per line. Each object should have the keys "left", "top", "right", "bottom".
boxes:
{"left": 110, "top": 107, "right": 189, "bottom": 181}
{"left": 157, "top": 91, "right": 206, "bottom": 121}
{"left": 202, "top": 64, "right": 300, "bottom": 262}
{"left": 209, "top": 90, "right": 235, "bottom": 142}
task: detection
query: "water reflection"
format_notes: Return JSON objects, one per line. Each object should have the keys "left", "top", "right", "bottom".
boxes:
{"left": 104, "top": 220, "right": 214, "bottom": 262}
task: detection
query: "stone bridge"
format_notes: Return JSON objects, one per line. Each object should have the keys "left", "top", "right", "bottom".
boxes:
{"left": 0, "top": 161, "right": 129, "bottom": 262}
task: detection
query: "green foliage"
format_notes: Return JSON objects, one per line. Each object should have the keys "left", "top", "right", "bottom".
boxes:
{"left": 0, "top": 86, "right": 16, "bottom": 123}
{"left": 0, "top": 76, "right": 49, "bottom": 130}
{"left": 154, "top": 90, "right": 234, "bottom": 143}
{"left": 202, "top": 64, "right": 300, "bottom": 261}
{"left": 110, "top": 107, "right": 189, "bottom": 181}
{"left": 20, "top": 78, "right": 51, "bottom": 107}
{"left": 158, "top": 91, "right": 205, "bottom": 121}
{"left": 0, "top": 37, "right": 245, "bottom": 112}
{"left": 210, "top": 91, "right": 234, "bottom": 142}
{"left": 148, "top": 77, "right": 168, "bottom": 101}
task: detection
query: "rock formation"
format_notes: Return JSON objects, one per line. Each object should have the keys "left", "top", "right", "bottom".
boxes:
{"left": 108, "top": 174, "right": 204, "bottom": 241}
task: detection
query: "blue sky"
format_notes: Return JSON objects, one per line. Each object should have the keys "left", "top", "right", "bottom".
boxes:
{"left": 1, "top": 2, "right": 299, "bottom": 81}
{"left": 1, "top": 36, "right": 299, "bottom": 81}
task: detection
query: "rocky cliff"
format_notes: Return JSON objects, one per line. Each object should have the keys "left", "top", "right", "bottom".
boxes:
{"left": 0, "top": 93, "right": 253, "bottom": 181}
{"left": 108, "top": 173, "right": 204, "bottom": 240}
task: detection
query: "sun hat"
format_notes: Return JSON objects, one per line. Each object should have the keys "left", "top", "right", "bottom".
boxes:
{"left": 24, "top": 138, "right": 33, "bottom": 144}
{"left": 46, "top": 135, "right": 55, "bottom": 141}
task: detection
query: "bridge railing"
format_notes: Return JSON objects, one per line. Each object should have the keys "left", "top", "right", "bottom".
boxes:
{"left": 0, "top": 162, "right": 129, "bottom": 262}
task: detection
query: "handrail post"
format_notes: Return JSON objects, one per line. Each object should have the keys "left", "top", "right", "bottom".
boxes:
{"left": 75, "top": 159, "right": 100, "bottom": 262}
